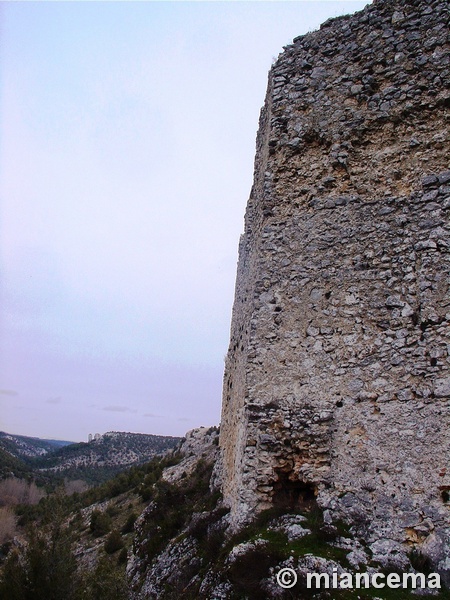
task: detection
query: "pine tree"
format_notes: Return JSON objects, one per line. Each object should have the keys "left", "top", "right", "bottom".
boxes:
{"left": 0, "top": 514, "right": 78, "bottom": 600}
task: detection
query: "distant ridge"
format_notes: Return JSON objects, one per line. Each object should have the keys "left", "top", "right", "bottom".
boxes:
{"left": 0, "top": 430, "right": 181, "bottom": 484}
{"left": 0, "top": 431, "right": 74, "bottom": 459}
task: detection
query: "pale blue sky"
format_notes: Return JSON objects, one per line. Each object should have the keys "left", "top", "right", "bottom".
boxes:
{"left": 1, "top": 1, "right": 370, "bottom": 441}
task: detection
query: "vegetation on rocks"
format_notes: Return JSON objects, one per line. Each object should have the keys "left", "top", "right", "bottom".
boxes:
{"left": 1, "top": 432, "right": 449, "bottom": 599}
{"left": 0, "top": 450, "right": 183, "bottom": 597}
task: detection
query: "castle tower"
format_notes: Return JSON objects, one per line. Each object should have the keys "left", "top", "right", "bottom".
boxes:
{"left": 220, "top": 0, "right": 450, "bottom": 573}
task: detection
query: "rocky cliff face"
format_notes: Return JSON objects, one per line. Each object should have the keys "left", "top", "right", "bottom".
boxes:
{"left": 219, "top": 0, "right": 450, "bottom": 576}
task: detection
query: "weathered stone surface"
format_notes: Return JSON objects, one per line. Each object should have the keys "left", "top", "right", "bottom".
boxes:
{"left": 219, "top": 0, "right": 450, "bottom": 578}
{"left": 268, "top": 514, "right": 310, "bottom": 541}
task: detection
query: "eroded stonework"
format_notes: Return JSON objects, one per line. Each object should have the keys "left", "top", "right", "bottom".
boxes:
{"left": 219, "top": 0, "right": 450, "bottom": 574}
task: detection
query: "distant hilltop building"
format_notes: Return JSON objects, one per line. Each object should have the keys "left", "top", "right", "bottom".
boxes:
{"left": 88, "top": 433, "right": 101, "bottom": 442}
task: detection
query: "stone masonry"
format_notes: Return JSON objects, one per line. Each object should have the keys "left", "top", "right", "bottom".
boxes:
{"left": 219, "top": 0, "right": 450, "bottom": 575}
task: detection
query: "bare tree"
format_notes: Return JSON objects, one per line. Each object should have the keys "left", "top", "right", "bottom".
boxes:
{"left": 0, "top": 477, "right": 45, "bottom": 506}
{"left": 0, "top": 506, "right": 17, "bottom": 544}
{"left": 64, "top": 479, "right": 89, "bottom": 495}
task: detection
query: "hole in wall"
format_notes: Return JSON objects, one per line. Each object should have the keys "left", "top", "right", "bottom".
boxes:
{"left": 272, "top": 470, "right": 317, "bottom": 511}
{"left": 441, "top": 489, "right": 449, "bottom": 503}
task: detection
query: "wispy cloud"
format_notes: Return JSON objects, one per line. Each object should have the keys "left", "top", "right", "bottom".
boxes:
{"left": 0, "top": 389, "right": 18, "bottom": 397}
{"left": 177, "top": 417, "right": 190, "bottom": 422}
{"left": 143, "top": 413, "right": 163, "bottom": 419}
{"left": 103, "top": 405, "right": 137, "bottom": 413}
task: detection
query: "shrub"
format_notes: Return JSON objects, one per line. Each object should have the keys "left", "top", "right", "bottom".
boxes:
{"left": 89, "top": 510, "right": 111, "bottom": 537}
{"left": 140, "top": 486, "right": 152, "bottom": 502}
{"left": 0, "top": 520, "right": 78, "bottom": 600}
{"left": 228, "top": 544, "right": 283, "bottom": 598}
{"left": 117, "top": 547, "right": 128, "bottom": 565}
{"left": 104, "top": 529, "right": 124, "bottom": 554}
{"left": 408, "top": 548, "right": 433, "bottom": 575}
{"left": 137, "top": 460, "right": 220, "bottom": 564}
{"left": 77, "top": 556, "right": 128, "bottom": 600}
{"left": 121, "top": 512, "right": 137, "bottom": 534}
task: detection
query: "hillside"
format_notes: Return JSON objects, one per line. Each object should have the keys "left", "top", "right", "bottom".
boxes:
{"left": 0, "top": 431, "right": 73, "bottom": 460}
{"left": 0, "top": 432, "right": 74, "bottom": 481}
{"left": 1, "top": 427, "right": 449, "bottom": 599}
{"left": 0, "top": 447, "right": 31, "bottom": 480}
{"left": 34, "top": 431, "right": 182, "bottom": 484}
{"left": 0, "top": 431, "right": 181, "bottom": 485}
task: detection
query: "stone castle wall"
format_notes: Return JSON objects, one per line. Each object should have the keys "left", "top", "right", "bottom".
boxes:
{"left": 219, "top": 0, "right": 450, "bottom": 572}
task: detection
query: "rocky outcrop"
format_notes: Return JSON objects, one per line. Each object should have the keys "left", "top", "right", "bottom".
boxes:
{"left": 128, "top": 426, "right": 424, "bottom": 598}
{"left": 127, "top": 427, "right": 221, "bottom": 598}
{"left": 162, "top": 426, "right": 219, "bottom": 485}
{"left": 219, "top": 0, "right": 450, "bottom": 579}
